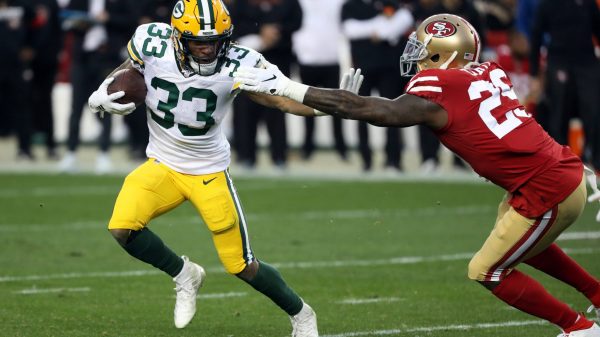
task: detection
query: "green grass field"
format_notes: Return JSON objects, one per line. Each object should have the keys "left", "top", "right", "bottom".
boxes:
{"left": 1, "top": 173, "right": 599, "bottom": 337}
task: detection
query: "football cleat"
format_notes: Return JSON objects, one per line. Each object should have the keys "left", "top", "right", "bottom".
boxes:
{"left": 290, "top": 302, "right": 318, "bottom": 337}
{"left": 589, "top": 305, "right": 600, "bottom": 322}
{"left": 558, "top": 323, "right": 600, "bottom": 337}
{"left": 173, "top": 256, "right": 206, "bottom": 329}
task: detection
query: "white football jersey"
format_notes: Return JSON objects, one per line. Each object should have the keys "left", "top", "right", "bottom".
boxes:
{"left": 127, "top": 23, "right": 262, "bottom": 175}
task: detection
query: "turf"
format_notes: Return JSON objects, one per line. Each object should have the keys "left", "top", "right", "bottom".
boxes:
{"left": 0, "top": 174, "right": 598, "bottom": 337}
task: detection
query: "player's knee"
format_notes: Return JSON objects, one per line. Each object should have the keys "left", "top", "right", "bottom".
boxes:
{"left": 467, "top": 257, "right": 485, "bottom": 281}
{"left": 109, "top": 228, "right": 131, "bottom": 247}
{"left": 236, "top": 260, "right": 259, "bottom": 281}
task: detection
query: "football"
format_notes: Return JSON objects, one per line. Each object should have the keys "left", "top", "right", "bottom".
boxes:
{"left": 107, "top": 68, "right": 147, "bottom": 107}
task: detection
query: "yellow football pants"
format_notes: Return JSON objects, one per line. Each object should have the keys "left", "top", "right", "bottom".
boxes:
{"left": 468, "top": 175, "right": 587, "bottom": 281}
{"left": 108, "top": 159, "right": 254, "bottom": 274}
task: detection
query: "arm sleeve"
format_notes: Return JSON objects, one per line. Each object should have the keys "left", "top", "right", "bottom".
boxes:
{"left": 126, "top": 25, "right": 147, "bottom": 71}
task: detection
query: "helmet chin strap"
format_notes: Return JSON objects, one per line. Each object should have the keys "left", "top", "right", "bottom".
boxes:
{"left": 190, "top": 58, "right": 218, "bottom": 76}
{"left": 439, "top": 51, "right": 458, "bottom": 70}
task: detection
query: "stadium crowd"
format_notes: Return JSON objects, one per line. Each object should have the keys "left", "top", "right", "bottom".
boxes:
{"left": 0, "top": 0, "right": 599, "bottom": 175}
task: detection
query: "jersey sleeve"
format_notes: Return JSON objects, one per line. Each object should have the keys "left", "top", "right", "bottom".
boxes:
{"left": 127, "top": 23, "right": 173, "bottom": 72}
{"left": 127, "top": 24, "right": 150, "bottom": 72}
{"left": 403, "top": 69, "right": 446, "bottom": 107}
{"left": 223, "top": 44, "right": 263, "bottom": 77}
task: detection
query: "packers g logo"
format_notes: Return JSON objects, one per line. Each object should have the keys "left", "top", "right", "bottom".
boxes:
{"left": 425, "top": 21, "right": 457, "bottom": 38}
{"left": 173, "top": 0, "right": 185, "bottom": 19}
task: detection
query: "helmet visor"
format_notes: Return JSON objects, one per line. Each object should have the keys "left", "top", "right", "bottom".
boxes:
{"left": 400, "top": 32, "right": 428, "bottom": 77}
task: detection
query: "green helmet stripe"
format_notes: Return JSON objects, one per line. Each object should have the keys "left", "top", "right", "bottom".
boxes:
{"left": 196, "top": 0, "right": 204, "bottom": 29}
{"left": 196, "top": 0, "right": 215, "bottom": 31}
{"left": 207, "top": 0, "right": 216, "bottom": 30}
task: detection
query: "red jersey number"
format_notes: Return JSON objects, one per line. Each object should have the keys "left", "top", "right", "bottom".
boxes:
{"left": 467, "top": 68, "right": 531, "bottom": 139}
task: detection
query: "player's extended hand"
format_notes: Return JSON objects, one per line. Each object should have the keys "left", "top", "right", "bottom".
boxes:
{"left": 88, "top": 77, "right": 136, "bottom": 118}
{"left": 233, "top": 59, "right": 310, "bottom": 103}
{"left": 584, "top": 166, "right": 600, "bottom": 222}
{"left": 233, "top": 61, "right": 291, "bottom": 96}
{"left": 340, "top": 68, "right": 364, "bottom": 95}
{"left": 314, "top": 68, "right": 364, "bottom": 116}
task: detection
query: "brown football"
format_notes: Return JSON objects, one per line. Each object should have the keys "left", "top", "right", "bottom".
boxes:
{"left": 107, "top": 68, "right": 147, "bottom": 106}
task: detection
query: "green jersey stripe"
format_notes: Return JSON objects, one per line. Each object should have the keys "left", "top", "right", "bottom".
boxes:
{"left": 127, "top": 38, "right": 144, "bottom": 68}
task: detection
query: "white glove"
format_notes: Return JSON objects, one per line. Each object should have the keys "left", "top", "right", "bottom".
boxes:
{"left": 341, "top": 68, "right": 364, "bottom": 95}
{"left": 314, "top": 68, "right": 364, "bottom": 116}
{"left": 88, "top": 77, "right": 136, "bottom": 118}
{"left": 233, "top": 61, "right": 309, "bottom": 102}
{"left": 584, "top": 166, "right": 600, "bottom": 222}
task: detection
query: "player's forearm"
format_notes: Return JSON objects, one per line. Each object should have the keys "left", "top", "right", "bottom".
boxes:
{"left": 303, "top": 87, "right": 386, "bottom": 125}
{"left": 275, "top": 97, "right": 317, "bottom": 117}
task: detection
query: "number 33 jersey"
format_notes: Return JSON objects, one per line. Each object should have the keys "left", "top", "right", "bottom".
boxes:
{"left": 406, "top": 62, "right": 583, "bottom": 218}
{"left": 127, "top": 22, "right": 262, "bottom": 175}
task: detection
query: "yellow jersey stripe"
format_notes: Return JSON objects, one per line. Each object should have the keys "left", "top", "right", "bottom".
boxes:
{"left": 127, "top": 39, "right": 144, "bottom": 66}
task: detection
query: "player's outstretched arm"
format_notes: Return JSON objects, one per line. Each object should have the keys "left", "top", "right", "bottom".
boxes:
{"left": 239, "top": 67, "right": 365, "bottom": 117}
{"left": 243, "top": 92, "right": 317, "bottom": 117}
{"left": 305, "top": 89, "right": 445, "bottom": 128}
{"left": 234, "top": 64, "right": 446, "bottom": 128}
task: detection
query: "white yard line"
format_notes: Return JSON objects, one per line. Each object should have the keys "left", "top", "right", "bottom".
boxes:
{"left": 337, "top": 297, "right": 404, "bottom": 305}
{"left": 558, "top": 231, "right": 600, "bottom": 241}
{"left": 0, "top": 205, "right": 495, "bottom": 232}
{"left": 321, "top": 319, "right": 546, "bottom": 337}
{"left": 0, "top": 175, "right": 485, "bottom": 198}
{"left": 13, "top": 286, "right": 91, "bottom": 295}
{"left": 1, "top": 247, "right": 598, "bottom": 283}
{"left": 198, "top": 291, "right": 247, "bottom": 299}
{"left": 0, "top": 186, "right": 119, "bottom": 198}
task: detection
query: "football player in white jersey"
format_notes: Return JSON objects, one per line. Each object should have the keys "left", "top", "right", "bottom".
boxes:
{"left": 86, "top": 0, "right": 362, "bottom": 336}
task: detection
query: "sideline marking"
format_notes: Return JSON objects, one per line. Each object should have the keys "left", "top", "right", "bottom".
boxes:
{"left": 1, "top": 247, "right": 598, "bottom": 283}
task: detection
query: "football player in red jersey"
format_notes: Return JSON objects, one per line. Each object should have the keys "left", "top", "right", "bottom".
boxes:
{"left": 234, "top": 13, "right": 600, "bottom": 337}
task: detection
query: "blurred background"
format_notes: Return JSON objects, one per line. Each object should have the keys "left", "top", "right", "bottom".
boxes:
{"left": 1, "top": 0, "right": 599, "bottom": 177}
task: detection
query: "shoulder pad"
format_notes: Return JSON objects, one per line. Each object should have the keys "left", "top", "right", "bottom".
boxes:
{"left": 128, "top": 23, "right": 173, "bottom": 68}
{"left": 220, "top": 44, "right": 263, "bottom": 77}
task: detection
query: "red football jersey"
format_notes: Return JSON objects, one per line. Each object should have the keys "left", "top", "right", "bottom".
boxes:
{"left": 405, "top": 62, "right": 582, "bottom": 218}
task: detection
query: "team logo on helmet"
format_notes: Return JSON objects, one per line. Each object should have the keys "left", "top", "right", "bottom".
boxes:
{"left": 173, "top": 0, "right": 185, "bottom": 19}
{"left": 425, "top": 21, "right": 457, "bottom": 38}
